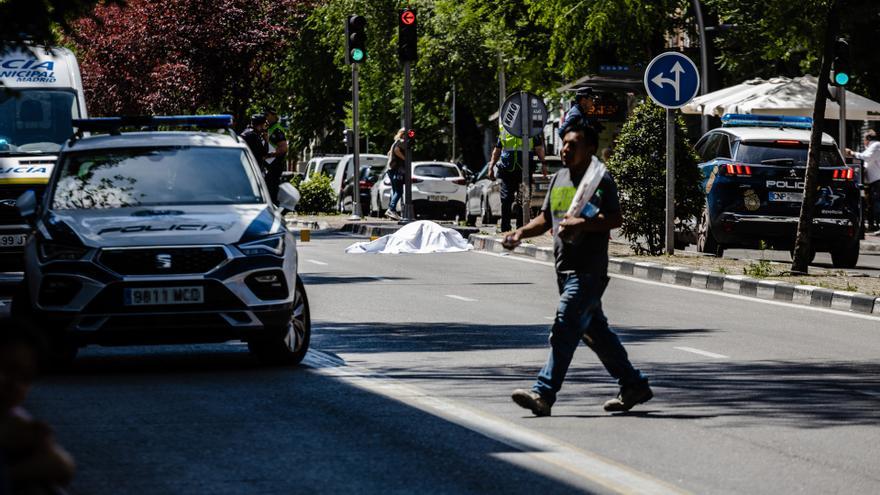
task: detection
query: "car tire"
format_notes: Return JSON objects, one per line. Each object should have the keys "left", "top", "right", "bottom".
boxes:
{"left": 696, "top": 207, "right": 724, "bottom": 257}
{"left": 248, "top": 277, "right": 311, "bottom": 366}
{"left": 830, "top": 239, "right": 859, "bottom": 268}
{"left": 466, "top": 213, "right": 478, "bottom": 226}
{"left": 10, "top": 282, "right": 78, "bottom": 370}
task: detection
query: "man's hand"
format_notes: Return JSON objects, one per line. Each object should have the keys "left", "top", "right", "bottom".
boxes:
{"left": 845, "top": 148, "right": 854, "bottom": 158}
{"left": 488, "top": 163, "right": 496, "bottom": 181}
{"left": 502, "top": 230, "right": 522, "bottom": 250}
{"left": 558, "top": 215, "right": 586, "bottom": 242}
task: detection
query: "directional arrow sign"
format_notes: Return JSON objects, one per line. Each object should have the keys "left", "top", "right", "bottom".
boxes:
{"left": 644, "top": 52, "right": 700, "bottom": 109}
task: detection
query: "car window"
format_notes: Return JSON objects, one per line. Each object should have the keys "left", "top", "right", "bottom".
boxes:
{"left": 716, "top": 135, "right": 732, "bottom": 159}
{"left": 735, "top": 142, "right": 843, "bottom": 168}
{"left": 701, "top": 133, "right": 731, "bottom": 161}
{"left": 52, "top": 146, "right": 262, "bottom": 209}
{"left": 544, "top": 158, "right": 563, "bottom": 173}
{"left": 414, "top": 164, "right": 460, "bottom": 178}
{"left": 321, "top": 162, "right": 338, "bottom": 177}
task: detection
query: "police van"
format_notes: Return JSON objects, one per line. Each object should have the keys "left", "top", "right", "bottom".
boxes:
{"left": 694, "top": 114, "right": 861, "bottom": 267}
{"left": 0, "top": 46, "right": 88, "bottom": 268}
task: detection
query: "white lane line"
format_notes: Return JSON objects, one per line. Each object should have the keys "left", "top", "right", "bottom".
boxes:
{"left": 473, "top": 251, "right": 880, "bottom": 322}
{"left": 674, "top": 346, "right": 729, "bottom": 359}
{"left": 304, "top": 350, "right": 687, "bottom": 495}
{"left": 306, "top": 259, "right": 329, "bottom": 266}
{"left": 445, "top": 294, "right": 477, "bottom": 302}
{"left": 544, "top": 316, "right": 555, "bottom": 320}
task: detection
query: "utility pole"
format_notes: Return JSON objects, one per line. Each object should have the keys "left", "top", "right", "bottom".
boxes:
{"left": 692, "top": 0, "right": 709, "bottom": 135}
{"left": 520, "top": 91, "right": 531, "bottom": 226}
{"left": 498, "top": 53, "right": 506, "bottom": 122}
{"left": 665, "top": 109, "right": 676, "bottom": 255}
{"left": 451, "top": 83, "right": 456, "bottom": 161}
{"left": 345, "top": 14, "right": 367, "bottom": 220}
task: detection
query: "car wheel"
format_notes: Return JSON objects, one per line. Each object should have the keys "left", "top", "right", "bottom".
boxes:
{"left": 830, "top": 239, "right": 859, "bottom": 268}
{"left": 696, "top": 207, "right": 724, "bottom": 257}
{"left": 11, "top": 282, "right": 78, "bottom": 370}
{"left": 466, "top": 213, "right": 478, "bottom": 226}
{"left": 248, "top": 277, "right": 311, "bottom": 366}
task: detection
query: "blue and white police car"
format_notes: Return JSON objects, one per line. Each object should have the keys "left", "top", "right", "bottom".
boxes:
{"left": 12, "top": 116, "right": 311, "bottom": 366}
{"left": 694, "top": 114, "right": 861, "bottom": 267}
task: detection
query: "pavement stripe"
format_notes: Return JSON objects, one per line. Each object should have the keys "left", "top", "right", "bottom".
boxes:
{"left": 674, "top": 346, "right": 729, "bottom": 359}
{"left": 306, "top": 259, "right": 329, "bottom": 266}
{"left": 445, "top": 294, "right": 477, "bottom": 302}
{"left": 304, "top": 350, "right": 689, "bottom": 495}
{"left": 473, "top": 251, "right": 880, "bottom": 322}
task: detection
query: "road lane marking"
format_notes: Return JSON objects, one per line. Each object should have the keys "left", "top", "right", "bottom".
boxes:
{"left": 446, "top": 294, "right": 477, "bottom": 302}
{"left": 304, "top": 350, "right": 688, "bottom": 495}
{"left": 473, "top": 251, "right": 880, "bottom": 321}
{"left": 306, "top": 259, "right": 328, "bottom": 266}
{"left": 544, "top": 316, "right": 555, "bottom": 320}
{"left": 674, "top": 346, "right": 729, "bottom": 359}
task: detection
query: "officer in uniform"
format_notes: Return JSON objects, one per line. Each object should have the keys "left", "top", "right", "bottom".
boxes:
{"left": 264, "top": 108, "right": 288, "bottom": 205}
{"left": 488, "top": 124, "right": 548, "bottom": 232}
{"left": 559, "top": 86, "right": 602, "bottom": 139}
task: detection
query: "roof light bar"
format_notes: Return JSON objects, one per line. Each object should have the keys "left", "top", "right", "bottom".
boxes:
{"left": 721, "top": 114, "right": 813, "bottom": 130}
{"left": 72, "top": 115, "right": 233, "bottom": 133}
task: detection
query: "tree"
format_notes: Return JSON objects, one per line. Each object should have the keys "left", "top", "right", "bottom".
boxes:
{"left": 607, "top": 101, "right": 704, "bottom": 255}
{"left": 0, "top": 0, "right": 118, "bottom": 51}
{"left": 66, "top": 0, "right": 311, "bottom": 124}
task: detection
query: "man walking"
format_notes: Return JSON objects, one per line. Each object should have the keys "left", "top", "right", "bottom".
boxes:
{"left": 488, "top": 124, "right": 548, "bottom": 232}
{"left": 504, "top": 119, "right": 651, "bottom": 416}
{"left": 846, "top": 129, "right": 880, "bottom": 232}
{"left": 264, "top": 108, "right": 289, "bottom": 205}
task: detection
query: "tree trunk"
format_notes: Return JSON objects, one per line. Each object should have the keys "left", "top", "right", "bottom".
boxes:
{"left": 791, "top": 0, "right": 840, "bottom": 274}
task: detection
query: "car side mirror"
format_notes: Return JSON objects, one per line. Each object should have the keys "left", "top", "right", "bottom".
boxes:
{"left": 277, "top": 183, "right": 301, "bottom": 211}
{"left": 16, "top": 190, "right": 37, "bottom": 224}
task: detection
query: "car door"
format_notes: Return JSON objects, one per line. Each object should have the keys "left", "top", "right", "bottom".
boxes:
{"left": 467, "top": 165, "right": 488, "bottom": 214}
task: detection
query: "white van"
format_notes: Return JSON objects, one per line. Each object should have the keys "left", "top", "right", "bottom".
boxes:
{"left": 0, "top": 46, "right": 87, "bottom": 268}
{"left": 330, "top": 153, "right": 387, "bottom": 212}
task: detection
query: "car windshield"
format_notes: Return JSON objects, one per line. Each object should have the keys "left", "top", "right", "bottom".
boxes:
{"left": 361, "top": 164, "right": 385, "bottom": 181}
{"left": 735, "top": 142, "right": 843, "bottom": 168}
{"left": 0, "top": 89, "right": 80, "bottom": 154}
{"left": 414, "top": 164, "right": 460, "bottom": 178}
{"left": 52, "top": 146, "right": 263, "bottom": 210}
{"left": 320, "top": 161, "right": 339, "bottom": 176}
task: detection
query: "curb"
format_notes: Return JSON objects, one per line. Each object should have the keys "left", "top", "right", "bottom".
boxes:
{"left": 341, "top": 222, "right": 480, "bottom": 239}
{"left": 286, "top": 219, "right": 331, "bottom": 231}
{"left": 469, "top": 234, "right": 880, "bottom": 316}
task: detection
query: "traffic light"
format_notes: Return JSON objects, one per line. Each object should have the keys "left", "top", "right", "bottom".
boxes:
{"left": 345, "top": 15, "right": 367, "bottom": 65}
{"left": 832, "top": 38, "right": 850, "bottom": 86}
{"left": 343, "top": 128, "right": 354, "bottom": 148}
{"left": 398, "top": 8, "right": 417, "bottom": 62}
{"left": 406, "top": 129, "right": 415, "bottom": 140}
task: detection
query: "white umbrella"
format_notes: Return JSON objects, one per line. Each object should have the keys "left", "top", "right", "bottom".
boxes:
{"left": 681, "top": 76, "right": 880, "bottom": 121}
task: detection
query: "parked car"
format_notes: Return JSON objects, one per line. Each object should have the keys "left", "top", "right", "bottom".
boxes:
{"left": 12, "top": 115, "right": 311, "bottom": 367}
{"left": 331, "top": 153, "right": 388, "bottom": 212}
{"left": 465, "top": 157, "right": 564, "bottom": 226}
{"left": 370, "top": 161, "right": 467, "bottom": 219}
{"left": 341, "top": 163, "right": 386, "bottom": 214}
{"left": 302, "top": 155, "right": 342, "bottom": 182}
{"left": 693, "top": 113, "right": 861, "bottom": 267}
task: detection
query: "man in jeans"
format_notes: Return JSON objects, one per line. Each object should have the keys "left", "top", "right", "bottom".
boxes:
{"left": 503, "top": 120, "right": 651, "bottom": 416}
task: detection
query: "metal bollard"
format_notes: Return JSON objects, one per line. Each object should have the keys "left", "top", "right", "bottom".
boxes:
{"left": 300, "top": 229, "right": 311, "bottom": 242}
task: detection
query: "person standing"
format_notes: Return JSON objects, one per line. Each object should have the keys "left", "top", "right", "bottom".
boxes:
{"left": 559, "top": 86, "right": 602, "bottom": 139}
{"left": 846, "top": 129, "right": 880, "bottom": 232}
{"left": 241, "top": 114, "right": 269, "bottom": 172}
{"left": 488, "top": 124, "right": 548, "bottom": 232}
{"left": 504, "top": 119, "right": 652, "bottom": 416}
{"left": 384, "top": 128, "right": 407, "bottom": 221}
{"left": 264, "top": 108, "right": 289, "bottom": 205}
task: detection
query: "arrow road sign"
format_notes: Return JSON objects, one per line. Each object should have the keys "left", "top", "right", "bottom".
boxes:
{"left": 644, "top": 52, "right": 700, "bottom": 109}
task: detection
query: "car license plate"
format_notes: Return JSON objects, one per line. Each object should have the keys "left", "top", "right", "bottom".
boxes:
{"left": 428, "top": 195, "right": 448, "bottom": 202}
{"left": 0, "top": 234, "right": 27, "bottom": 247}
{"left": 769, "top": 192, "right": 803, "bottom": 202}
{"left": 124, "top": 286, "right": 204, "bottom": 306}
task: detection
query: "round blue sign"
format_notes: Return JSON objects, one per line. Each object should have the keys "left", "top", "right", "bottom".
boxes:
{"left": 643, "top": 52, "right": 700, "bottom": 109}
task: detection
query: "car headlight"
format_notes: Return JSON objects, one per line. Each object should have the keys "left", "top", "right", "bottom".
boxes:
{"left": 237, "top": 234, "right": 285, "bottom": 256}
{"left": 38, "top": 242, "right": 90, "bottom": 262}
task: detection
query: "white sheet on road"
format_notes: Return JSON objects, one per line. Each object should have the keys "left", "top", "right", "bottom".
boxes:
{"left": 345, "top": 220, "right": 473, "bottom": 254}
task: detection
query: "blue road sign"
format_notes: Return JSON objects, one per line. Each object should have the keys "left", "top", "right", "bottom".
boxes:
{"left": 644, "top": 52, "right": 700, "bottom": 109}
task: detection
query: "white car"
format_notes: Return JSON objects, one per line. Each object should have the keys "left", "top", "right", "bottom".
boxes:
{"left": 330, "top": 153, "right": 388, "bottom": 212}
{"left": 302, "top": 155, "right": 342, "bottom": 182}
{"left": 465, "top": 157, "right": 563, "bottom": 226}
{"left": 370, "top": 161, "right": 468, "bottom": 220}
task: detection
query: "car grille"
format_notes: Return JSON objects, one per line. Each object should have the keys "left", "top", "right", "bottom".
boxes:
{"left": 98, "top": 247, "right": 228, "bottom": 275}
{"left": 0, "top": 183, "right": 47, "bottom": 224}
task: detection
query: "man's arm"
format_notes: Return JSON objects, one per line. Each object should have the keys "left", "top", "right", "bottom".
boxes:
{"left": 557, "top": 211, "right": 622, "bottom": 242}
{"left": 502, "top": 211, "right": 551, "bottom": 249}
{"left": 535, "top": 145, "right": 548, "bottom": 176}
{"left": 488, "top": 146, "right": 502, "bottom": 180}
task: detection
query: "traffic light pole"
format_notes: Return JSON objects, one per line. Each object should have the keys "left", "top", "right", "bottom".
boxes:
{"left": 350, "top": 63, "right": 362, "bottom": 220}
{"left": 402, "top": 60, "right": 415, "bottom": 222}
{"left": 839, "top": 86, "right": 846, "bottom": 160}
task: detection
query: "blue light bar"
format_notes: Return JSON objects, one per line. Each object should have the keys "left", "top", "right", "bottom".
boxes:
{"left": 72, "top": 115, "right": 233, "bottom": 133}
{"left": 721, "top": 114, "right": 813, "bottom": 130}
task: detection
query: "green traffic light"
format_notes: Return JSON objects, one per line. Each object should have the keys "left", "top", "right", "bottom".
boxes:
{"left": 351, "top": 48, "right": 364, "bottom": 62}
{"left": 835, "top": 72, "right": 849, "bottom": 86}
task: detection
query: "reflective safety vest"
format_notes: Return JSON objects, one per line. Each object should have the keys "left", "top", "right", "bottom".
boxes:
{"left": 498, "top": 125, "right": 532, "bottom": 171}
{"left": 499, "top": 125, "right": 531, "bottom": 152}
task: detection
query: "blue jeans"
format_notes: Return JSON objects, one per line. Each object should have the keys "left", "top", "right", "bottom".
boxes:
{"left": 388, "top": 170, "right": 404, "bottom": 211}
{"left": 533, "top": 272, "right": 646, "bottom": 404}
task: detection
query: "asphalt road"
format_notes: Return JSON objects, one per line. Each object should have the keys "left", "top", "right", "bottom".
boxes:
{"left": 14, "top": 231, "right": 880, "bottom": 494}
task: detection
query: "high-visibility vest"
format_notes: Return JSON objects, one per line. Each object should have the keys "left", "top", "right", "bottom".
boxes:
{"left": 499, "top": 125, "right": 531, "bottom": 152}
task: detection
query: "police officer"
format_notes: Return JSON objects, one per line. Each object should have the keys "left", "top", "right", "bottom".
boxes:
{"left": 264, "top": 108, "right": 288, "bottom": 204}
{"left": 241, "top": 114, "right": 269, "bottom": 169}
{"left": 488, "top": 124, "right": 548, "bottom": 232}
{"left": 559, "top": 86, "right": 602, "bottom": 139}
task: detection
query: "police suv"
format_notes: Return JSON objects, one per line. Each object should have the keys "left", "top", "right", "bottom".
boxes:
{"left": 694, "top": 114, "right": 860, "bottom": 267}
{"left": 12, "top": 116, "right": 311, "bottom": 366}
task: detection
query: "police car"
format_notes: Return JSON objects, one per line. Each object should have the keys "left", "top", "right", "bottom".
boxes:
{"left": 694, "top": 114, "right": 861, "bottom": 267}
{"left": 12, "top": 116, "right": 311, "bottom": 366}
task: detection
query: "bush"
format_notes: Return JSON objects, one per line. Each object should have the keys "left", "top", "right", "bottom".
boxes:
{"left": 606, "top": 101, "right": 704, "bottom": 255}
{"left": 292, "top": 173, "right": 336, "bottom": 214}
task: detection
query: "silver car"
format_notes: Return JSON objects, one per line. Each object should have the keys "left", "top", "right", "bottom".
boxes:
{"left": 12, "top": 116, "right": 311, "bottom": 367}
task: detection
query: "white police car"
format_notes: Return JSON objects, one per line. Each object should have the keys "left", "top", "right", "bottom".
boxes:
{"left": 12, "top": 116, "right": 311, "bottom": 366}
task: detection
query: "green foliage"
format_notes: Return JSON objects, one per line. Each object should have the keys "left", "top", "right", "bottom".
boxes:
{"left": 607, "top": 101, "right": 704, "bottom": 255}
{"left": 294, "top": 173, "right": 337, "bottom": 214}
{"left": 743, "top": 260, "right": 773, "bottom": 278}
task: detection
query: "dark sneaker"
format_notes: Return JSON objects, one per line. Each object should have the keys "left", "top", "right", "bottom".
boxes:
{"left": 603, "top": 383, "right": 653, "bottom": 412}
{"left": 511, "top": 389, "right": 552, "bottom": 417}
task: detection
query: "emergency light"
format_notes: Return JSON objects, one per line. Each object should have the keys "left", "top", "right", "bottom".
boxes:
{"left": 720, "top": 114, "right": 813, "bottom": 130}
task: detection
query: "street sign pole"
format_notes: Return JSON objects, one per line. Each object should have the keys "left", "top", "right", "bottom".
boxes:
{"left": 402, "top": 60, "right": 414, "bottom": 222}
{"left": 839, "top": 86, "right": 846, "bottom": 160}
{"left": 350, "top": 62, "right": 362, "bottom": 220}
{"left": 665, "top": 109, "right": 675, "bottom": 255}
{"left": 519, "top": 91, "right": 531, "bottom": 226}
